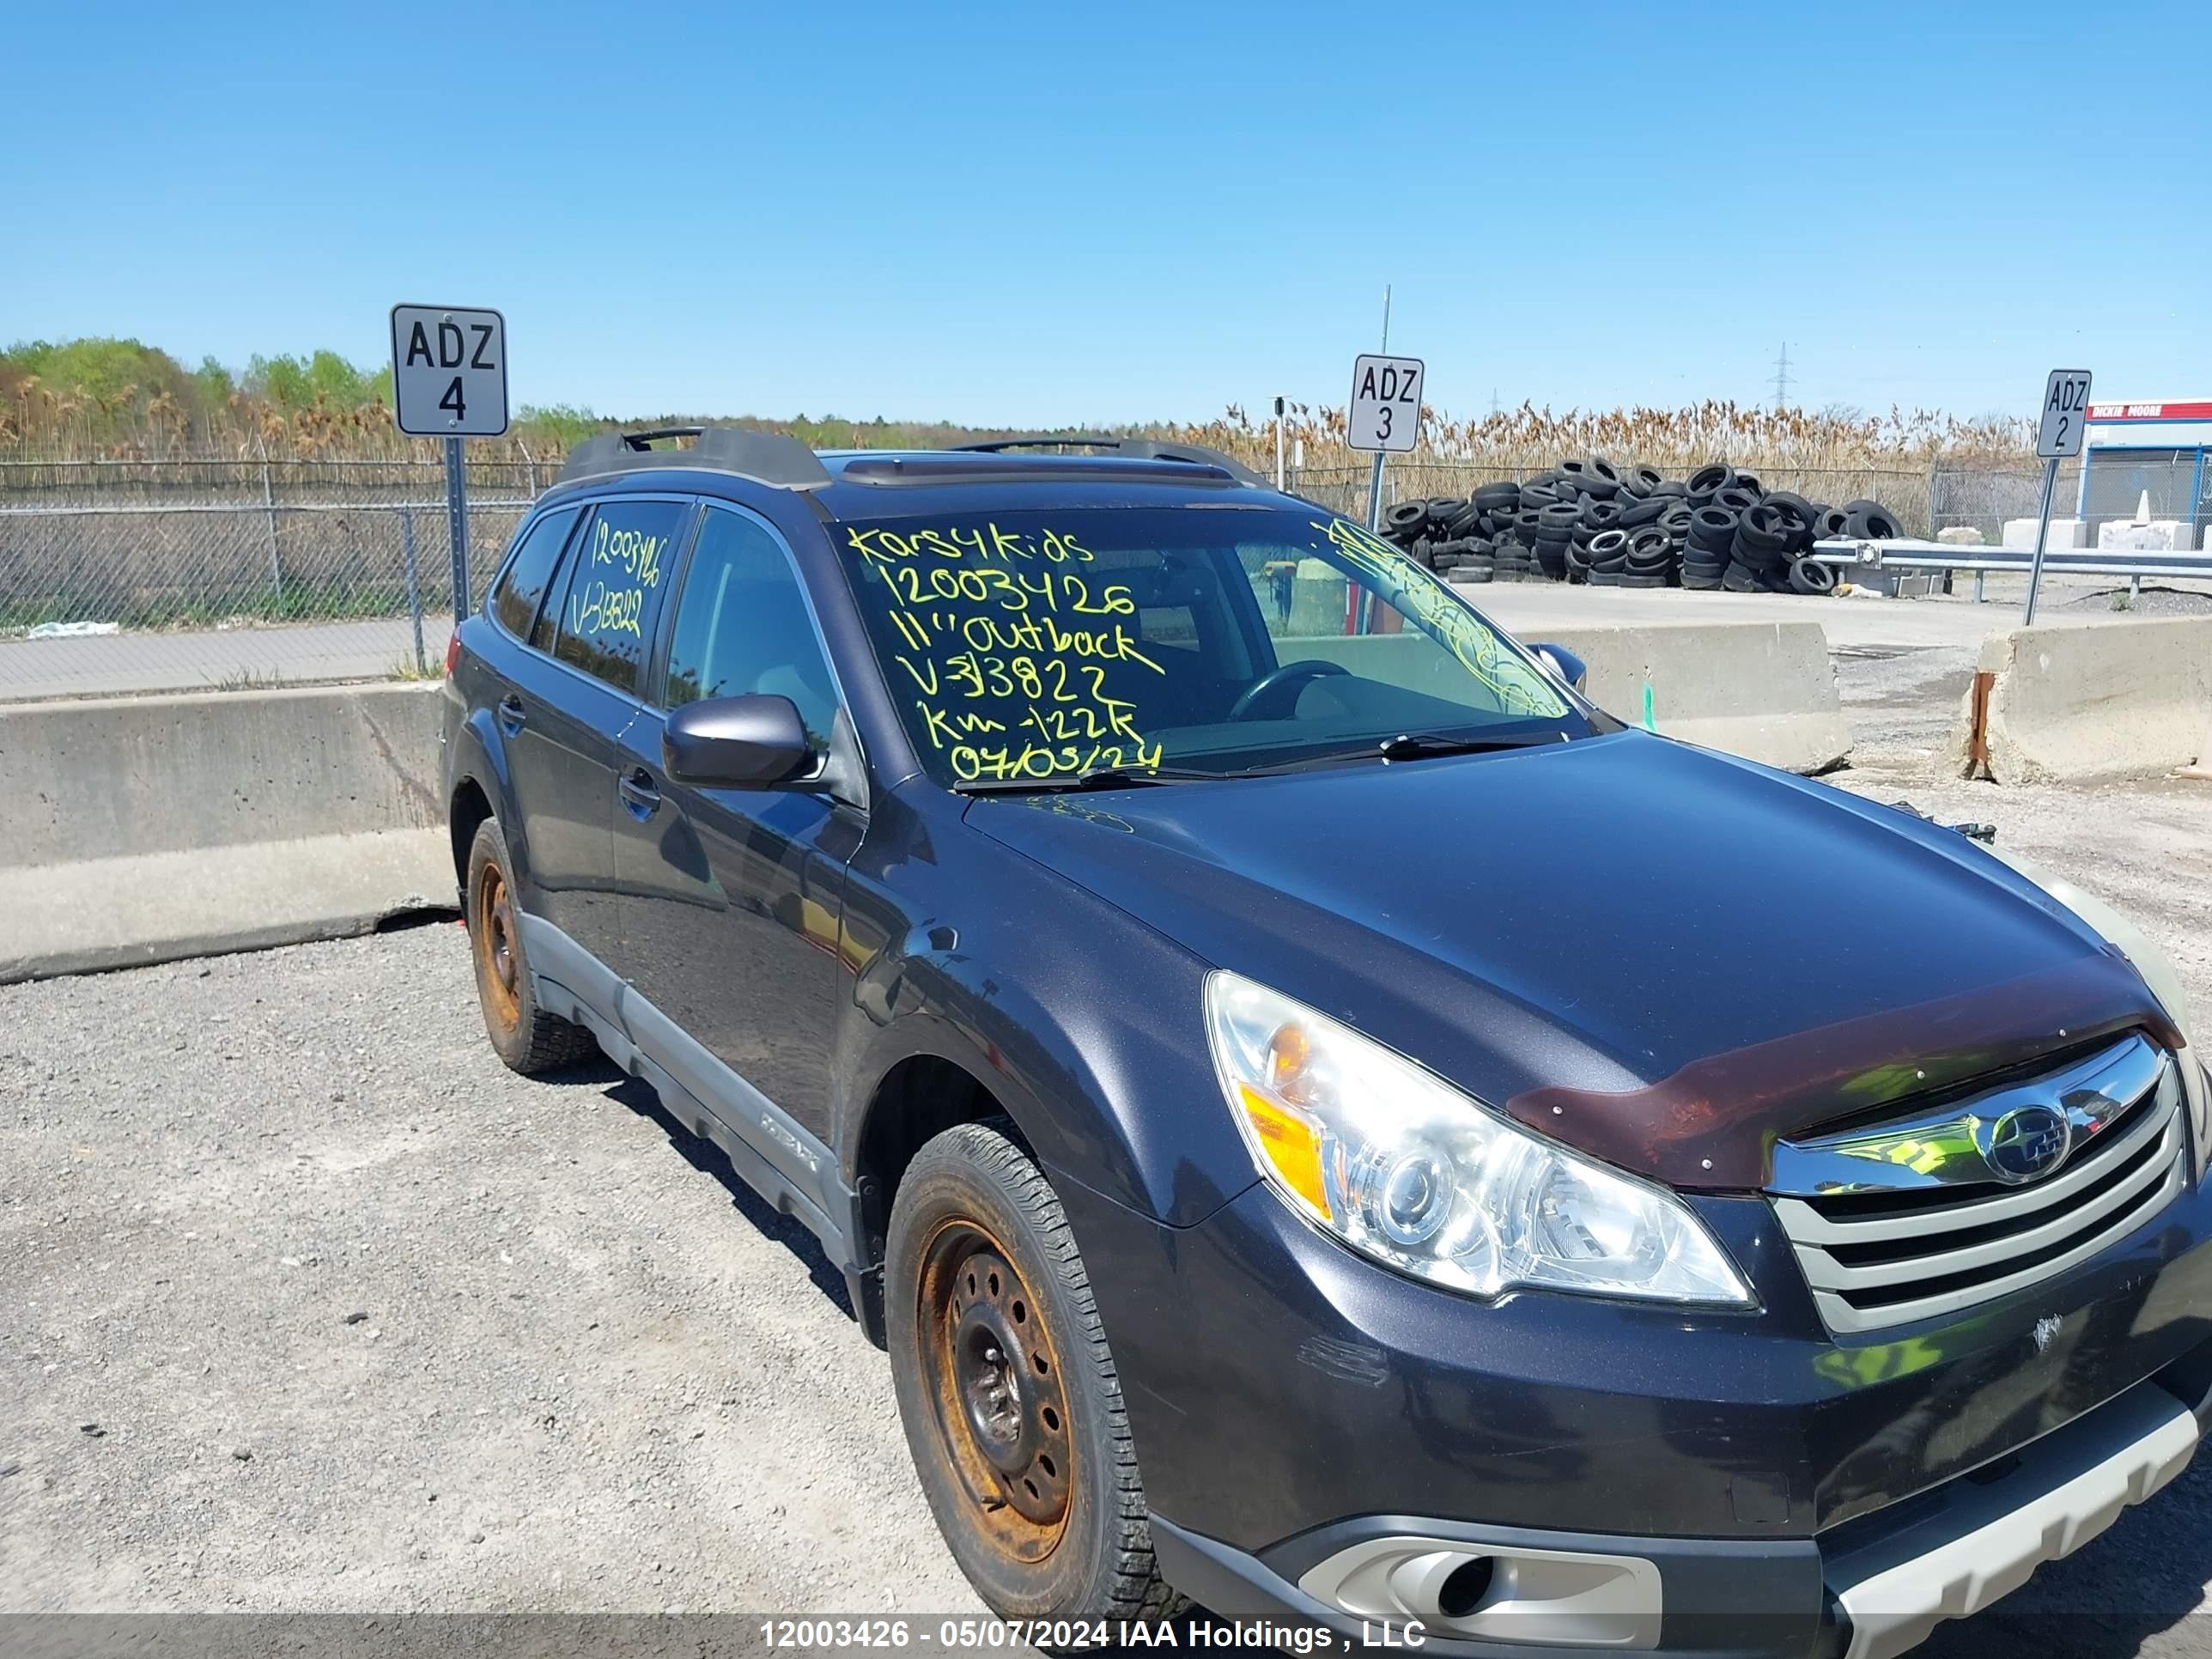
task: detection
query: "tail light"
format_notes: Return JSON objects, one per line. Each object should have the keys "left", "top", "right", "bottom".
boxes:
{"left": 445, "top": 633, "right": 463, "bottom": 678}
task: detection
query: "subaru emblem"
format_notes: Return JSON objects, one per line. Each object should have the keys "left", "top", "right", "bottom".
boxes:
{"left": 1983, "top": 1104, "right": 2072, "bottom": 1184}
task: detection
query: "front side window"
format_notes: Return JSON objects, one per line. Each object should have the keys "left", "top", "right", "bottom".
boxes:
{"left": 547, "top": 498, "right": 689, "bottom": 695}
{"left": 663, "top": 507, "right": 840, "bottom": 750}
{"left": 832, "top": 505, "right": 1579, "bottom": 787}
{"left": 490, "top": 507, "right": 580, "bottom": 638}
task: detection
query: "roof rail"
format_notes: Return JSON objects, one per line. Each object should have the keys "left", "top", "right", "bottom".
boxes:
{"left": 839, "top": 454, "right": 1241, "bottom": 489}
{"left": 952, "top": 434, "right": 1268, "bottom": 489}
{"left": 558, "top": 424, "right": 833, "bottom": 490}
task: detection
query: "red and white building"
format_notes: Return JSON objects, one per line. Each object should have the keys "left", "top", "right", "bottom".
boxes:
{"left": 2079, "top": 399, "right": 2212, "bottom": 544}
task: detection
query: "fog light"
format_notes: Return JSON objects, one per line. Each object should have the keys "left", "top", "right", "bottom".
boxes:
{"left": 1298, "top": 1534, "right": 1662, "bottom": 1650}
{"left": 1437, "top": 1556, "right": 1496, "bottom": 1619}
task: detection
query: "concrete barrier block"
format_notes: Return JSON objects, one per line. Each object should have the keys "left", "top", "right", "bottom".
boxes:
{"left": 0, "top": 681, "right": 449, "bottom": 979}
{"left": 0, "top": 831, "right": 452, "bottom": 984}
{"left": 1953, "top": 617, "right": 2212, "bottom": 783}
{"left": 1293, "top": 619, "right": 1850, "bottom": 775}
{"left": 0, "top": 681, "right": 442, "bottom": 867}
{"left": 2002, "top": 518, "right": 2084, "bottom": 550}
{"left": 2097, "top": 520, "right": 2193, "bottom": 552}
{"left": 1541, "top": 621, "right": 1850, "bottom": 774}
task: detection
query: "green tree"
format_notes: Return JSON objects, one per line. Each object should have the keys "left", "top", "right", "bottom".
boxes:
{"left": 193, "top": 356, "right": 234, "bottom": 404}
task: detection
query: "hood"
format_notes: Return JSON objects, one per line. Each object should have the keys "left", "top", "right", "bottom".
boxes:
{"left": 967, "top": 731, "right": 2175, "bottom": 1189}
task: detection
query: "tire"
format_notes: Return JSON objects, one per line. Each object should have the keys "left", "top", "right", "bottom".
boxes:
{"left": 1626, "top": 526, "right": 1674, "bottom": 568}
{"left": 1384, "top": 501, "right": 1427, "bottom": 540}
{"left": 1845, "top": 503, "right": 1904, "bottom": 540}
{"left": 1474, "top": 482, "right": 1521, "bottom": 511}
{"left": 1721, "top": 562, "right": 1760, "bottom": 592}
{"left": 1686, "top": 464, "right": 1735, "bottom": 502}
{"left": 1732, "top": 471, "right": 1765, "bottom": 497}
{"left": 465, "top": 817, "right": 597, "bottom": 1075}
{"left": 1712, "top": 485, "right": 1761, "bottom": 516}
{"left": 1687, "top": 506, "right": 1737, "bottom": 551}
{"left": 1735, "top": 503, "right": 1792, "bottom": 554}
{"left": 1617, "top": 495, "right": 1668, "bottom": 528}
{"left": 888, "top": 1122, "right": 1186, "bottom": 1627}
{"left": 1789, "top": 556, "right": 1838, "bottom": 595}
{"left": 1814, "top": 507, "right": 1850, "bottom": 539}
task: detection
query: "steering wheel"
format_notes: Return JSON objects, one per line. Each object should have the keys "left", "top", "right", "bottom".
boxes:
{"left": 1227, "top": 659, "right": 1350, "bottom": 722}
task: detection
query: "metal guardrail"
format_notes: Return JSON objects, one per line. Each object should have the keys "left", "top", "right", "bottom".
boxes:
{"left": 1809, "top": 538, "right": 2212, "bottom": 602}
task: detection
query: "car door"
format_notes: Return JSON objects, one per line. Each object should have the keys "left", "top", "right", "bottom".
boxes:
{"left": 503, "top": 494, "right": 692, "bottom": 1006}
{"left": 608, "top": 501, "right": 862, "bottom": 1153}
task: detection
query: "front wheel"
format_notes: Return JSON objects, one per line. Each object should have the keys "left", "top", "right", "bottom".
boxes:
{"left": 886, "top": 1122, "right": 1185, "bottom": 1626}
{"left": 465, "top": 816, "right": 597, "bottom": 1075}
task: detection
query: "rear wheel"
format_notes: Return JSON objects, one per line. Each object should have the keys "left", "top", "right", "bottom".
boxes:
{"left": 888, "top": 1122, "right": 1185, "bottom": 1627}
{"left": 465, "top": 817, "right": 596, "bottom": 1074}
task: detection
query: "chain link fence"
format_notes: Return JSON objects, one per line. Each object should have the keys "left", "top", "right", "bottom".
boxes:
{"left": 0, "top": 459, "right": 538, "bottom": 701}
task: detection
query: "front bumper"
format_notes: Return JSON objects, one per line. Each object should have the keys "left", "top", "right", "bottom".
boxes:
{"left": 1054, "top": 1165, "right": 2212, "bottom": 1656}
{"left": 1151, "top": 1370, "right": 2203, "bottom": 1657}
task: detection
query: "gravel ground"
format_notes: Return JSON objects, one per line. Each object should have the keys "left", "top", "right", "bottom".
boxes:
{"left": 0, "top": 924, "right": 982, "bottom": 1620}
{"left": 6, "top": 641, "right": 2212, "bottom": 1655}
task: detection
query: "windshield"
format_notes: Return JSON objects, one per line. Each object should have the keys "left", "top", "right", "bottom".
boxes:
{"left": 833, "top": 503, "right": 1583, "bottom": 787}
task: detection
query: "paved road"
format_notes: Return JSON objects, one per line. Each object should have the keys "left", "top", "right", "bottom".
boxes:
{"left": 0, "top": 616, "right": 452, "bottom": 702}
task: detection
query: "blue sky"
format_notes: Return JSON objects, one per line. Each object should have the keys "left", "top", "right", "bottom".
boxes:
{"left": 9, "top": 1, "right": 2208, "bottom": 427}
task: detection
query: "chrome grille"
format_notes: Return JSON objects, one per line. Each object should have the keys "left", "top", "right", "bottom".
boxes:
{"left": 1768, "top": 1034, "right": 2185, "bottom": 1334}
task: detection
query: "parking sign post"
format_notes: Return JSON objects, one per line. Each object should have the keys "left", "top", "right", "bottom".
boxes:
{"left": 390, "top": 304, "right": 509, "bottom": 625}
{"left": 443, "top": 438, "right": 471, "bottom": 627}
{"left": 2024, "top": 368, "right": 2092, "bottom": 626}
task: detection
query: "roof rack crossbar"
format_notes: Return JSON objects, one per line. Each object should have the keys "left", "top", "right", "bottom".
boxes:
{"left": 558, "top": 424, "right": 834, "bottom": 490}
{"left": 951, "top": 434, "right": 1267, "bottom": 488}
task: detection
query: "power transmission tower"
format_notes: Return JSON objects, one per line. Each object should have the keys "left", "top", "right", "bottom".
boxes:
{"left": 1489, "top": 386, "right": 1502, "bottom": 416}
{"left": 1771, "top": 344, "right": 1793, "bottom": 411}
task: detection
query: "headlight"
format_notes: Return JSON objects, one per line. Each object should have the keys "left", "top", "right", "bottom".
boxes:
{"left": 1205, "top": 972, "right": 1753, "bottom": 1305}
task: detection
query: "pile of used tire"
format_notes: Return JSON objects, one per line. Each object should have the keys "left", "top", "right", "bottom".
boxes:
{"left": 1380, "top": 459, "right": 1901, "bottom": 594}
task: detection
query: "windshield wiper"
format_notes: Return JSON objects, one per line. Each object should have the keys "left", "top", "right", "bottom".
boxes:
{"left": 1373, "top": 730, "right": 1568, "bottom": 761}
{"left": 952, "top": 765, "right": 1224, "bottom": 796}
{"left": 1249, "top": 730, "right": 1568, "bottom": 774}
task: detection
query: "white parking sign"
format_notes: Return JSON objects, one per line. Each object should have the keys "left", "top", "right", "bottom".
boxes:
{"left": 389, "top": 305, "right": 509, "bottom": 437}
{"left": 2037, "top": 368, "right": 2093, "bottom": 459}
{"left": 1348, "top": 354, "right": 1423, "bottom": 453}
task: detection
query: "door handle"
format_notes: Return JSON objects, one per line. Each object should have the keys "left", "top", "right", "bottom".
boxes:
{"left": 496, "top": 695, "right": 527, "bottom": 732}
{"left": 617, "top": 767, "right": 662, "bottom": 817}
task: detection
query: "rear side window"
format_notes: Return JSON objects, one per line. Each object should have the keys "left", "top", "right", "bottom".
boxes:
{"left": 489, "top": 507, "right": 580, "bottom": 638}
{"left": 663, "top": 506, "right": 840, "bottom": 746}
{"left": 547, "top": 498, "right": 690, "bottom": 695}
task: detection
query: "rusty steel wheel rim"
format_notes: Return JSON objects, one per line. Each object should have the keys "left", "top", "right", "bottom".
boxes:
{"left": 917, "top": 1218, "right": 1074, "bottom": 1564}
{"left": 474, "top": 861, "right": 521, "bottom": 1032}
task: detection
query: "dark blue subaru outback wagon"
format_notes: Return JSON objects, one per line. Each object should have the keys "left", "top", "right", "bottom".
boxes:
{"left": 444, "top": 427, "right": 2212, "bottom": 1656}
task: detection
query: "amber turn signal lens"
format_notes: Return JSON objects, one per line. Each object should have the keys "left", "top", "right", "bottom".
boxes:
{"left": 1237, "top": 1083, "right": 1330, "bottom": 1220}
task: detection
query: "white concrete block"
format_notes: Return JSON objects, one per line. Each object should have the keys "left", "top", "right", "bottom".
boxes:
{"left": 2000, "top": 517, "right": 2085, "bottom": 550}
{"left": 2097, "top": 520, "right": 2193, "bottom": 552}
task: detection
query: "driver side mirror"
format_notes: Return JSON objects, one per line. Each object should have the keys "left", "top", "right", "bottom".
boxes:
{"left": 1531, "top": 642, "right": 1588, "bottom": 691}
{"left": 663, "top": 694, "right": 814, "bottom": 788}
